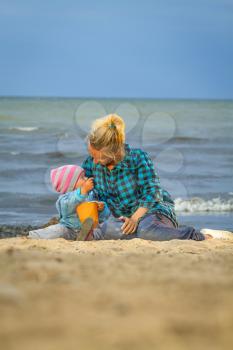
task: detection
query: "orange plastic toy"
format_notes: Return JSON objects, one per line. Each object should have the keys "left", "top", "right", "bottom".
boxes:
{"left": 76, "top": 201, "right": 99, "bottom": 228}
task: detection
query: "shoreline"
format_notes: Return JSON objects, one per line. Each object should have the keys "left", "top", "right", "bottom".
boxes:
{"left": 1, "top": 223, "right": 233, "bottom": 240}
{"left": 0, "top": 217, "right": 59, "bottom": 239}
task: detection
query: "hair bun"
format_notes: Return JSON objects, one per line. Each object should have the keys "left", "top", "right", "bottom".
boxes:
{"left": 88, "top": 113, "right": 126, "bottom": 162}
{"left": 108, "top": 123, "right": 116, "bottom": 129}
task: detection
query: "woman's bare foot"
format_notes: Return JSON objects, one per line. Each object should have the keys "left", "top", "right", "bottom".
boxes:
{"left": 204, "top": 234, "right": 213, "bottom": 240}
{"left": 201, "top": 228, "right": 233, "bottom": 241}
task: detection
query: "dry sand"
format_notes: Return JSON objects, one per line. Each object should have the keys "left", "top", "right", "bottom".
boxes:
{"left": 0, "top": 237, "right": 233, "bottom": 350}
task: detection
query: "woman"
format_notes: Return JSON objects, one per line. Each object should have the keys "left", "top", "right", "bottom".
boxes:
{"left": 82, "top": 113, "right": 232, "bottom": 241}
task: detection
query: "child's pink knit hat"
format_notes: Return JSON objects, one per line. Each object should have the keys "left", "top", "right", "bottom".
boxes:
{"left": 50, "top": 165, "right": 84, "bottom": 193}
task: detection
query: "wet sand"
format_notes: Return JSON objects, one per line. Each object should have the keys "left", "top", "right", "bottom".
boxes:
{"left": 0, "top": 237, "right": 233, "bottom": 350}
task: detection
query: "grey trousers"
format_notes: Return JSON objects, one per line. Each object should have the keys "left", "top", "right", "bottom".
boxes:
{"left": 28, "top": 224, "right": 77, "bottom": 240}
{"left": 28, "top": 223, "right": 104, "bottom": 240}
{"left": 100, "top": 213, "right": 205, "bottom": 241}
{"left": 28, "top": 213, "right": 205, "bottom": 241}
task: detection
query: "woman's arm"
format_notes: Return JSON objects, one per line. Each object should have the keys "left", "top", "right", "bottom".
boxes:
{"left": 121, "top": 150, "right": 162, "bottom": 234}
{"left": 137, "top": 150, "right": 163, "bottom": 208}
{"left": 98, "top": 202, "right": 111, "bottom": 223}
{"left": 120, "top": 207, "right": 149, "bottom": 234}
{"left": 131, "top": 207, "right": 149, "bottom": 222}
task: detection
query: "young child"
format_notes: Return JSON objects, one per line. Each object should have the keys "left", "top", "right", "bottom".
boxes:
{"left": 28, "top": 164, "right": 110, "bottom": 240}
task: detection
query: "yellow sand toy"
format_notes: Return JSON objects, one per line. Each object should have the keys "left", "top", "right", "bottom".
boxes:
{"left": 76, "top": 201, "right": 99, "bottom": 229}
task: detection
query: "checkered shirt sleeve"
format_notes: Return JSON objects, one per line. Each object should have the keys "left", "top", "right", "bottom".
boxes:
{"left": 137, "top": 151, "right": 163, "bottom": 209}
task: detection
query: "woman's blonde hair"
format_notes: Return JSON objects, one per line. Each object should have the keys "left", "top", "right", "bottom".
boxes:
{"left": 87, "top": 114, "right": 126, "bottom": 163}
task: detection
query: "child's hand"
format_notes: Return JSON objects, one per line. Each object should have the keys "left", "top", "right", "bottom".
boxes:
{"left": 81, "top": 177, "right": 94, "bottom": 195}
{"left": 96, "top": 202, "right": 105, "bottom": 211}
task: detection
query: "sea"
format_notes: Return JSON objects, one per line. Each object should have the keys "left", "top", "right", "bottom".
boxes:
{"left": 0, "top": 97, "right": 233, "bottom": 231}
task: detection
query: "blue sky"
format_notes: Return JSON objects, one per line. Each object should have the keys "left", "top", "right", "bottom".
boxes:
{"left": 0, "top": 0, "right": 232, "bottom": 99}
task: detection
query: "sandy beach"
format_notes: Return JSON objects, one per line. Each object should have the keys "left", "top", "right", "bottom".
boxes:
{"left": 0, "top": 236, "right": 233, "bottom": 350}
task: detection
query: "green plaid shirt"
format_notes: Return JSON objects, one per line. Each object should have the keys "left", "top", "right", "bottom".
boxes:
{"left": 82, "top": 144, "right": 178, "bottom": 227}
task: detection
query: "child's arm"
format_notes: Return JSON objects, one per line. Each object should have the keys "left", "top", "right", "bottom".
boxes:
{"left": 97, "top": 201, "right": 111, "bottom": 223}
{"left": 80, "top": 178, "right": 94, "bottom": 196}
{"left": 88, "top": 187, "right": 111, "bottom": 223}
{"left": 58, "top": 189, "right": 89, "bottom": 216}
{"left": 60, "top": 178, "right": 94, "bottom": 212}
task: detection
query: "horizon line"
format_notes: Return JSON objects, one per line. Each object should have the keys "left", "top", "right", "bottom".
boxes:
{"left": 0, "top": 95, "right": 232, "bottom": 101}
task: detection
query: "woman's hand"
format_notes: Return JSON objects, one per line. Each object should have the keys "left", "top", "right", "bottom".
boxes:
{"left": 81, "top": 177, "right": 94, "bottom": 195}
{"left": 119, "top": 216, "right": 139, "bottom": 235}
{"left": 96, "top": 201, "right": 104, "bottom": 211}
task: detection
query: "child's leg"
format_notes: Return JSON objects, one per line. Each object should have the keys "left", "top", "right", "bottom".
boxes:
{"left": 28, "top": 224, "right": 76, "bottom": 240}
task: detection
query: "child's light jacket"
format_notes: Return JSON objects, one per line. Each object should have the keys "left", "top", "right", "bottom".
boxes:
{"left": 56, "top": 188, "right": 111, "bottom": 229}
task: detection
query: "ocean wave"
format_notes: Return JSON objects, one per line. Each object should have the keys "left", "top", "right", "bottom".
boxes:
{"left": 175, "top": 197, "right": 233, "bottom": 212}
{"left": 0, "top": 192, "right": 56, "bottom": 207}
{"left": 171, "top": 136, "right": 207, "bottom": 143}
{"left": 10, "top": 152, "right": 21, "bottom": 156}
{"left": 0, "top": 150, "right": 86, "bottom": 159}
{"left": 9, "top": 127, "right": 39, "bottom": 132}
{"left": 0, "top": 167, "right": 47, "bottom": 178}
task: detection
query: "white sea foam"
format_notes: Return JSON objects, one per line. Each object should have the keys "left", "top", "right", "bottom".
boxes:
{"left": 175, "top": 197, "right": 233, "bottom": 213}
{"left": 10, "top": 127, "right": 39, "bottom": 132}
{"left": 10, "top": 152, "right": 20, "bottom": 155}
